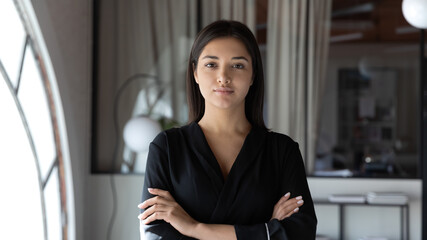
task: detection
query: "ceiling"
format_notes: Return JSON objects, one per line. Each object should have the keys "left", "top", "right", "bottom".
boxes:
{"left": 256, "top": 0, "right": 424, "bottom": 44}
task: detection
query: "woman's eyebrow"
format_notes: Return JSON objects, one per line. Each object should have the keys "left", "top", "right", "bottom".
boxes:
{"left": 201, "top": 55, "right": 219, "bottom": 60}
{"left": 231, "top": 56, "right": 249, "bottom": 62}
{"left": 201, "top": 55, "right": 249, "bottom": 62}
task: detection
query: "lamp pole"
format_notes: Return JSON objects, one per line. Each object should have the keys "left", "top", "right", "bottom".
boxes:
{"left": 401, "top": 1, "right": 427, "bottom": 237}
{"left": 421, "top": 28, "right": 427, "bottom": 240}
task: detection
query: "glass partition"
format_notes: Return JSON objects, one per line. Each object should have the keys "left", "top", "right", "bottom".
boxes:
{"left": 314, "top": 0, "right": 422, "bottom": 178}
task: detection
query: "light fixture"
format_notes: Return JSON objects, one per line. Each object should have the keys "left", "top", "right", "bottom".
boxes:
{"left": 112, "top": 73, "right": 165, "bottom": 173}
{"left": 402, "top": 0, "right": 427, "bottom": 29}
{"left": 123, "top": 116, "right": 161, "bottom": 153}
{"left": 121, "top": 115, "right": 162, "bottom": 173}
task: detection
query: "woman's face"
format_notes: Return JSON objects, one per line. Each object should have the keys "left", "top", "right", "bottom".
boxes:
{"left": 194, "top": 37, "right": 253, "bottom": 111}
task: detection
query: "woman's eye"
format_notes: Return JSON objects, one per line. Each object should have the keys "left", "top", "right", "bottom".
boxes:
{"left": 205, "top": 63, "right": 216, "bottom": 68}
{"left": 232, "top": 64, "right": 244, "bottom": 69}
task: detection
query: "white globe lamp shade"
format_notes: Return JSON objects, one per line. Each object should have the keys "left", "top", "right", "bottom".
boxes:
{"left": 402, "top": 0, "right": 427, "bottom": 29}
{"left": 123, "top": 116, "right": 162, "bottom": 153}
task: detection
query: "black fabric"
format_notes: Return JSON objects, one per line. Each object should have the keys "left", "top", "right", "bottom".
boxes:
{"left": 234, "top": 223, "right": 267, "bottom": 239}
{"left": 141, "top": 122, "right": 317, "bottom": 239}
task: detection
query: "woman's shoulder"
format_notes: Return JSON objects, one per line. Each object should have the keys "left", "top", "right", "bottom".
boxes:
{"left": 162, "top": 122, "right": 195, "bottom": 136}
{"left": 151, "top": 122, "right": 195, "bottom": 146}
{"left": 264, "top": 129, "right": 297, "bottom": 146}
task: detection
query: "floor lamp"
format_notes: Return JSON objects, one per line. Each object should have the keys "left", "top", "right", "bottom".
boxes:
{"left": 402, "top": 0, "right": 427, "bottom": 238}
{"left": 108, "top": 73, "right": 163, "bottom": 240}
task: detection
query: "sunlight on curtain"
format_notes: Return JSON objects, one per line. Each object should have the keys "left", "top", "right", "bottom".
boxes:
{"left": 266, "top": 0, "right": 331, "bottom": 173}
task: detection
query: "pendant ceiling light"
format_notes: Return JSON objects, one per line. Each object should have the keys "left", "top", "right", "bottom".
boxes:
{"left": 402, "top": 0, "right": 427, "bottom": 29}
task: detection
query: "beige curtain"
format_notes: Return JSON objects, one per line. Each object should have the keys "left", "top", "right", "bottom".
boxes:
{"left": 114, "top": 0, "right": 197, "bottom": 172}
{"left": 307, "top": 1, "right": 332, "bottom": 174}
{"left": 266, "top": 0, "right": 331, "bottom": 173}
{"left": 201, "top": 0, "right": 256, "bottom": 32}
{"left": 117, "top": 0, "right": 197, "bottom": 124}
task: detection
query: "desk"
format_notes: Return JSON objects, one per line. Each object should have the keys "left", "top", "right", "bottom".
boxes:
{"left": 314, "top": 200, "right": 409, "bottom": 240}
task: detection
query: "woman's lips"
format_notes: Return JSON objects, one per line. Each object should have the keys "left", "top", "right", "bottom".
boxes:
{"left": 213, "top": 87, "right": 234, "bottom": 94}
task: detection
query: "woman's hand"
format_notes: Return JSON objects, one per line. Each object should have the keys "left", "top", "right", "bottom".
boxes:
{"left": 271, "top": 192, "right": 304, "bottom": 221}
{"left": 138, "top": 188, "right": 199, "bottom": 237}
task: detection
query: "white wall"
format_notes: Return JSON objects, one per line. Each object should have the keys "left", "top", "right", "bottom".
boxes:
{"left": 30, "top": 1, "right": 423, "bottom": 240}
{"left": 87, "top": 175, "right": 144, "bottom": 240}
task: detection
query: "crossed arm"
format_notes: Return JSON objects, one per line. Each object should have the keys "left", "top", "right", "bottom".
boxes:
{"left": 137, "top": 188, "right": 304, "bottom": 240}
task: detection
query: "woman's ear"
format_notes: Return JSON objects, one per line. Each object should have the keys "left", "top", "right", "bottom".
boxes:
{"left": 193, "top": 63, "right": 199, "bottom": 84}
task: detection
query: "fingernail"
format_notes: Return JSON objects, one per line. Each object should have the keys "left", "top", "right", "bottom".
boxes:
{"left": 148, "top": 188, "right": 154, "bottom": 192}
{"left": 138, "top": 203, "right": 143, "bottom": 208}
{"left": 137, "top": 214, "right": 143, "bottom": 220}
{"left": 293, "top": 207, "right": 299, "bottom": 212}
{"left": 296, "top": 196, "right": 302, "bottom": 200}
{"left": 284, "top": 192, "right": 290, "bottom": 197}
{"left": 297, "top": 200, "right": 304, "bottom": 205}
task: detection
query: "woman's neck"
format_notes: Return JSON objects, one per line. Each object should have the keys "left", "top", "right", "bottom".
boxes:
{"left": 198, "top": 105, "right": 251, "bottom": 134}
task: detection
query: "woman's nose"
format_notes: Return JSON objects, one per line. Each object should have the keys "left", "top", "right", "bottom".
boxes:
{"left": 217, "top": 68, "right": 231, "bottom": 84}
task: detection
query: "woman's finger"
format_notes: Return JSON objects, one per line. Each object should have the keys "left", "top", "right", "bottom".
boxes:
{"left": 141, "top": 211, "right": 168, "bottom": 225}
{"left": 280, "top": 198, "right": 304, "bottom": 216}
{"left": 137, "top": 188, "right": 175, "bottom": 210}
{"left": 272, "top": 193, "right": 290, "bottom": 215}
{"left": 148, "top": 188, "right": 174, "bottom": 200}
{"left": 272, "top": 196, "right": 304, "bottom": 220}
{"left": 284, "top": 207, "right": 299, "bottom": 218}
{"left": 274, "top": 206, "right": 295, "bottom": 221}
{"left": 276, "top": 196, "right": 302, "bottom": 210}
{"left": 276, "top": 192, "right": 291, "bottom": 206}
{"left": 280, "top": 197, "right": 304, "bottom": 212}
{"left": 138, "top": 195, "right": 172, "bottom": 210}
{"left": 139, "top": 203, "right": 168, "bottom": 220}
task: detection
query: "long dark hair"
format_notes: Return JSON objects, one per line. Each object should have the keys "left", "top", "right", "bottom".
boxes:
{"left": 186, "top": 20, "right": 267, "bottom": 130}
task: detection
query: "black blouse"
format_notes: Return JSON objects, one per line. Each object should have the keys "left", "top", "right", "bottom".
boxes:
{"left": 141, "top": 122, "right": 317, "bottom": 239}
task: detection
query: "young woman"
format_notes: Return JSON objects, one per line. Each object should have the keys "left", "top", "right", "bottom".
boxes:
{"left": 138, "top": 20, "right": 317, "bottom": 239}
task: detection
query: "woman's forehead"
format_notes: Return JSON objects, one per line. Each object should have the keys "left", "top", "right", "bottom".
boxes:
{"left": 199, "top": 37, "right": 251, "bottom": 60}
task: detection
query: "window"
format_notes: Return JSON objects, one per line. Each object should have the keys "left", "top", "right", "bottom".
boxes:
{"left": 0, "top": 1, "right": 71, "bottom": 239}
{"left": 314, "top": 0, "right": 422, "bottom": 178}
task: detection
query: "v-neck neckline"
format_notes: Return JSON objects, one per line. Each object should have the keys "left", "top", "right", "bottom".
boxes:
{"left": 192, "top": 122, "right": 254, "bottom": 182}
{"left": 187, "top": 122, "right": 268, "bottom": 223}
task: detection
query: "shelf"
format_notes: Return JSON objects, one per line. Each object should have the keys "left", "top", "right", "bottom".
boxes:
{"left": 314, "top": 199, "right": 409, "bottom": 240}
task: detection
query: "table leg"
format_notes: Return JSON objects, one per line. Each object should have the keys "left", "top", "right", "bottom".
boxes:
{"left": 340, "top": 204, "right": 344, "bottom": 240}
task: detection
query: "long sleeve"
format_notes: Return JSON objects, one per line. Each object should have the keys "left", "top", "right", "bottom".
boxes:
{"left": 235, "top": 140, "right": 317, "bottom": 240}
{"left": 271, "top": 141, "right": 317, "bottom": 239}
{"left": 140, "top": 133, "right": 195, "bottom": 240}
